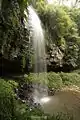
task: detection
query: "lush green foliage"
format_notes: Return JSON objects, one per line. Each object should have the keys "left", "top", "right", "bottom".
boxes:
{"left": 0, "top": 78, "right": 74, "bottom": 120}
{"left": 25, "top": 72, "right": 63, "bottom": 89}
{"left": 48, "top": 72, "right": 62, "bottom": 89}
{"left": 59, "top": 72, "right": 80, "bottom": 86}
{"left": 70, "top": 8, "right": 80, "bottom": 36}
{"left": 0, "top": 1, "right": 80, "bottom": 120}
{"left": 37, "top": 5, "right": 80, "bottom": 70}
{"left": 0, "top": 0, "right": 30, "bottom": 72}
{"left": 0, "top": 79, "right": 15, "bottom": 120}
{"left": 25, "top": 72, "right": 80, "bottom": 89}
{"left": 0, "top": 0, "right": 80, "bottom": 72}
{"left": 14, "top": 105, "right": 73, "bottom": 120}
{"left": 13, "top": 101, "right": 73, "bottom": 120}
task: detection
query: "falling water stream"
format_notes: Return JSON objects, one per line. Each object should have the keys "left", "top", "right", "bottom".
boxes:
{"left": 24, "top": 6, "right": 49, "bottom": 105}
{"left": 28, "top": 6, "right": 47, "bottom": 74}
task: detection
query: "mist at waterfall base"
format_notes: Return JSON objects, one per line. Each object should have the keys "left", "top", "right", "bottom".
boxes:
{"left": 24, "top": 6, "right": 50, "bottom": 106}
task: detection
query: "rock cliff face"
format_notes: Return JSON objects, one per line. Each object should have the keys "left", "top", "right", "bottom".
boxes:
{"left": 0, "top": 0, "right": 79, "bottom": 74}
{"left": 47, "top": 44, "right": 64, "bottom": 71}
{"left": 0, "top": 0, "right": 30, "bottom": 74}
{"left": 46, "top": 43, "right": 79, "bottom": 72}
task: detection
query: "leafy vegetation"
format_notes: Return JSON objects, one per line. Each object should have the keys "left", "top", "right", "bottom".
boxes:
{"left": 0, "top": 78, "right": 74, "bottom": 120}
{"left": 0, "top": 79, "right": 15, "bottom": 120}
{"left": 24, "top": 72, "right": 80, "bottom": 89}
{"left": 37, "top": 5, "right": 80, "bottom": 71}
{"left": 60, "top": 72, "right": 80, "bottom": 86}
{"left": 14, "top": 101, "right": 74, "bottom": 120}
{"left": 0, "top": 75, "right": 78, "bottom": 120}
{"left": 0, "top": 0, "right": 80, "bottom": 120}
{"left": 0, "top": 0, "right": 80, "bottom": 73}
{"left": 14, "top": 105, "right": 73, "bottom": 120}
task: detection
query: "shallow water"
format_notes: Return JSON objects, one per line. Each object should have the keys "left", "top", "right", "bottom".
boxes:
{"left": 41, "top": 90, "right": 80, "bottom": 120}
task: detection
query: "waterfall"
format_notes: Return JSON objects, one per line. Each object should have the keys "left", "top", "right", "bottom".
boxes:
{"left": 27, "top": 6, "right": 47, "bottom": 74}
{"left": 24, "top": 6, "right": 49, "bottom": 104}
